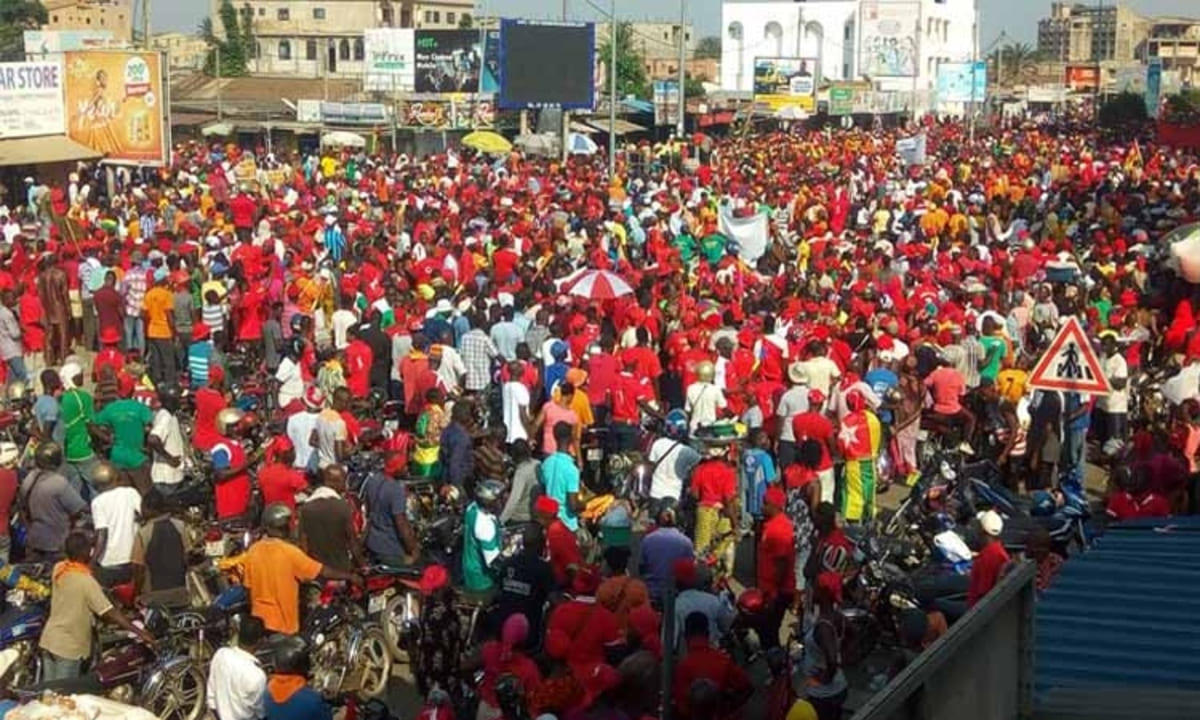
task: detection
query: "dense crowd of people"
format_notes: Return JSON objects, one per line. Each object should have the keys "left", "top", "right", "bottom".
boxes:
{"left": 0, "top": 110, "right": 1198, "bottom": 720}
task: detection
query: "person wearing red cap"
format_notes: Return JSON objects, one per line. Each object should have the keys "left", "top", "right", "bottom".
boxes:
{"left": 790, "top": 389, "right": 836, "bottom": 505}
{"left": 756, "top": 485, "right": 794, "bottom": 650}
{"left": 837, "top": 391, "right": 883, "bottom": 523}
{"left": 257, "top": 436, "right": 308, "bottom": 512}
{"left": 671, "top": 611, "right": 751, "bottom": 719}
{"left": 544, "top": 563, "right": 622, "bottom": 678}
{"left": 535, "top": 495, "right": 581, "bottom": 589}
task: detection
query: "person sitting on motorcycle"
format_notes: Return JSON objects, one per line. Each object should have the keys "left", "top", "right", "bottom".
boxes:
{"left": 239, "top": 503, "right": 363, "bottom": 635}
{"left": 463, "top": 479, "right": 505, "bottom": 595}
{"left": 207, "top": 615, "right": 267, "bottom": 720}
{"left": 131, "top": 488, "right": 190, "bottom": 608}
{"left": 923, "top": 354, "right": 976, "bottom": 454}
{"left": 535, "top": 495, "right": 582, "bottom": 589}
{"left": 19, "top": 441, "right": 86, "bottom": 563}
{"left": 210, "top": 407, "right": 256, "bottom": 521}
{"left": 264, "top": 635, "right": 331, "bottom": 720}
{"left": 38, "top": 530, "right": 156, "bottom": 682}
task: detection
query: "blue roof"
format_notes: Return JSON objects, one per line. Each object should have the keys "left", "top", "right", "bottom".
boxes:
{"left": 622, "top": 99, "right": 654, "bottom": 114}
{"left": 1035, "top": 519, "right": 1200, "bottom": 716}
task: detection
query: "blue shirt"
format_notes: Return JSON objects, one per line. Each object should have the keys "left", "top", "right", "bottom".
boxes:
{"left": 544, "top": 362, "right": 568, "bottom": 401}
{"left": 540, "top": 451, "right": 580, "bottom": 531}
{"left": 438, "top": 423, "right": 473, "bottom": 489}
{"left": 362, "top": 473, "right": 408, "bottom": 560}
{"left": 864, "top": 368, "right": 899, "bottom": 424}
{"left": 265, "top": 684, "right": 331, "bottom": 720}
{"left": 741, "top": 447, "right": 776, "bottom": 518}
{"left": 188, "top": 341, "right": 214, "bottom": 387}
{"left": 638, "top": 526, "right": 694, "bottom": 602}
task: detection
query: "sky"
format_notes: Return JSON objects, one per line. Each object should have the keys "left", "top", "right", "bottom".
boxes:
{"left": 159, "top": 0, "right": 1200, "bottom": 46}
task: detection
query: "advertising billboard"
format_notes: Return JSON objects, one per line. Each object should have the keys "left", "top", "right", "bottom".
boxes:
{"left": 23, "top": 30, "right": 114, "bottom": 55}
{"left": 936, "top": 61, "right": 987, "bottom": 103}
{"left": 752, "top": 57, "right": 817, "bottom": 113}
{"left": 363, "top": 29, "right": 415, "bottom": 93}
{"left": 414, "top": 30, "right": 482, "bottom": 94}
{"left": 1065, "top": 65, "right": 1099, "bottom": 91}
{"left": 481, "top": 29, "right": 500, "bottom": 94}
{"left": 397, "top": 97, "right": 495, "bottom": 130}
{"left": 1145, "top": 58, "right": 1162, "bottom": 118}
{"left": 652, "top": 80, "right": 680, "bottom": 126}
{"left": 860, "top": 2, "right": 918, "bottom": 77}
{"left": 0, "top": 60, "right": 66, "bottom": 139}
{"left": 499, "top": 20, "right": 595, "bottom": 110}
{"left": 64, "top": 51, "right": 167, "bottom": 165}
{"left": 829, "top": 84, "right": 854, "bottom": 115}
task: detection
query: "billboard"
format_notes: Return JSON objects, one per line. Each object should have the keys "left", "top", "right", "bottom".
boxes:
{"left": 414, "top": 30, "right": 482, "bottom": 94}
{"left": 829, "top": 84, "right": 854, "bottom": 115}
{"left": 860, "top": 2, "right": 918, "bottom": 77}
{"left": 499, "top": 20, "right": 595, "bottom": 110}
{"left": 24, "top": 30, "right": 114, "bottom": 55}
{"left": 1113, "top": 65, "right": 1146, "bottom": 94}
{"left": 1065, "top": 65, "right": 1099, "bottom": 91}
{"left": 64, "top": 51, "right": 167, "bottom": 165}
{"left": 363, "top": 29, "right": 415, "bottom": 92}
{"left": 0, "top": 61, "right": 66, "bottom": 139}
{"left": 397, "top": 97, "right": 495, "bottom": 130}
{"left": 1145, "top": 58, "right": 1162, "bottom": 118}
{"left": 936, "top": 61, "right": 987, "bottom": 103}
{"left": 753, "top": 57, "right": 817, "bottom": 112}
{"left": 652, "top": 80, "right": 680, "bottom": 126}
{"left": 481, "top": 29, "right": 500, "bottom": 94}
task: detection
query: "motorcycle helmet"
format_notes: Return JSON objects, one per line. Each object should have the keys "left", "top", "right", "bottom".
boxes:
{"left": 273, "top": 635, "right": 311, "bottom": 676}
{"left": 261, "top": 502, "right": 293, "bottom": 532}
{"left": 1030, "top": 490, "right": 1057, "bottom": 517}
{"left": 475, "top": 479, "right": 505, "bottom": 506}
{"left": 6, "top": 380, "right": 26, "bottom": 402}
{"left": 736, "top": 588, "right": 765, "bottom": 616}
{"left": 34, "top": 441, "right": 63, "bottom": 470}
{"left": 695, "top": 361, "right": 715, "bottom": 384}
{"left": 91, "top": 461, "right": 117, "bottom": 489}
{"left": 158, "top": 383, "right": 182, "bottom": 410}
{"left": 216, "top": 407, "right": 245, "bottom": 436}
{"left": 664, "top": 409, "right": 688, "bottom": 440}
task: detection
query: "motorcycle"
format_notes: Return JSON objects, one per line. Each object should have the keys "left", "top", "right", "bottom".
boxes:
{"left": 0, "top": 571, "right": 49, "bottom": 688}
{"left": 959, "top": 460, "right": 1093, "bottom": 555}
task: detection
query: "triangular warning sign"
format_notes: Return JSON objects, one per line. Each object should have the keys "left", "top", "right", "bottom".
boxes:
{"left": 1027, "top": 317, "right": 1111, "bottom": 395}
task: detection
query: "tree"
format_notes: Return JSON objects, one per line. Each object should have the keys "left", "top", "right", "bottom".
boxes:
{"left": 0, "top": 0, "right": 48, "bottom": 62}
{"left": 202, "top": 0, "right": 254, "bottom": 77}
{"left": 990, "top": 41, "right": 1042, "bottom": 86}
{"left": 684, "top": 73, "right": 706, "bottom": 98}
{"left": 1098, "top": 91, "right": 1148, "bottom": 128}
{"left": 598, "top": 22, "right": 649, "bottom": 99}
{"left": 458, "top": 13, "right": 473, "bottom": 29}
{"left": 694, "top": 35, "right": 721, "bottom": 60}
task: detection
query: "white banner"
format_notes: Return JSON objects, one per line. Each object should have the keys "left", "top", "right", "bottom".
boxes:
{"left": 896, "top": 132, "right": 927, "bottom": 165}
{"left": 364, "top": 28, "right": 415, "bottom": 92}
{"left": 0, "top": 60, "right": 66, "bottom": 139}
{"left": 719, "top": 206, "right": 769, "bottom": 264}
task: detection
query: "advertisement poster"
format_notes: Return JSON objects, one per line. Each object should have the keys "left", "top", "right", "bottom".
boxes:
{"left": 860, "top": 2, "right": 918, "bottom": 77}
{"left": 363, "top": 28, "right": 415, "bottom": 92}
{"left": 1065, "top": 65, "right": 1099, "bottom": 91}
{"left": 1113, "top": 65, "right": 1146, "bottom": 94}
{"left": 480, "top": 29, "right": 500, "bottom": 94}
{"left": 752, "top": 57, "right": 817, "bottom": 112}
{"left": 499, "top": 20, "right": 595, "bottom": 110}
{"left": 398, "top": 98, "right": 494, "bottom": 130}
{"left": 829, "top": 84, "right": 854, "bottom": 116}
{"left": 24, "top": 30, "right": 114, "bottom": 55}
{"left": 0, "top": 60, "right": 66, "bottom": 139}
{"left": 652, "top": 80, "right": 680, "bottom": 126}
{"left": 64, "top": 51, "right": 166, "bottom": 165}
{"left": 1145, "top": 58, "right": 1162, "bottom": 118}
{"left": 414, "top": 30, "right": 482, "bottom": 94}
{"left": 936, "top": 61, "right": 987, "bottom": 103}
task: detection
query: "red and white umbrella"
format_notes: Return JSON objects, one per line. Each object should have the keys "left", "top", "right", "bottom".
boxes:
{"left": 564, "top": 269, "right": 634, "bottom": 301}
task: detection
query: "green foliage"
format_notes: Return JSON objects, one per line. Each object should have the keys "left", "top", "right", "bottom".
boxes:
{"left": 990, "top": 41, "right": 1044, "bottom": 85}
{"left": 1161, "top": 90, "right": 1200, "bottom": 126}
{"left": 1098, "top": 91, "right": 1148, "bottom": 127}
{"left": 598, "top": 23, "right": 649, "bottom": 99}
{"left": 684, "top": 73, "right": 705, "bottom": 98}
{"left": 694, "top": 35, "right": 721, "bottom": 60}
{"left": 0, "top": 0, "right": 48, "bottom": 62}
{"left": 203, "top": 0, "right": 253, "bottom": 77}
{"left": 458, "top": 13, "right": 473, "bottom": 30}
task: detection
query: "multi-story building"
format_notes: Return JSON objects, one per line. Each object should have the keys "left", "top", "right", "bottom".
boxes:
{"left": 153, "top": 32, "right": 210, "bottom": 71}
{"left": 1037, "top": 3, "right": 1149, "bottom": 63}
{"left": 645, "top": 57, "right": 719, "bottom": 83}
{"left": 1145, "top": 17, "right": 1200, "bottom": 86}
{"left": 595, "top": 22, "right": 696, "bottom": 62}
{"left": 210, "top": 0, "right": 475, "bottom": 78}
{"left": 42, "top": 0, "right": 134, "bottom": 43}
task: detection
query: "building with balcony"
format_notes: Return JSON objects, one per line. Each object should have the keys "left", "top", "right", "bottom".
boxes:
{"left": 1145, "top": 17, "right": 1200, "bottom": 86}
{"left": 153, "top": 32, "right": 210, "bottom": 71}
{"left": 42, "top": 0, "right": 134, "bottom": 43}
{"left": 1036, "top": 3, "right": 1149, "bottom": 63}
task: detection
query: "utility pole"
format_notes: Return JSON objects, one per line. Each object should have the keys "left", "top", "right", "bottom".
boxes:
{"left": 676, "top": 0, "right": 686, "bottom": 139}
{"left": 140, "top": 0, "right": 152, "bottom": 47}
{"left": 1093, "top": 0, "right": 1104, "bottom": 123}
{"left": 968, "top": 0, "right": 979, "bottom": 142}
{"left": 608, "top": 0, "right": 617, "bottom": 177}
{"left": 215, "top": 45, "right": 223, "bottom": 121}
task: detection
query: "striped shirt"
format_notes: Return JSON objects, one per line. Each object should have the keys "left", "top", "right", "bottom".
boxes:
{"left": 201, "top": 302, "right": 226, "bottom": 335}
{"left": 459, "top": 328, "right": 497, "bottom": 392}
{"left": 123, "top": 269, "right": 148, "bottom": 318}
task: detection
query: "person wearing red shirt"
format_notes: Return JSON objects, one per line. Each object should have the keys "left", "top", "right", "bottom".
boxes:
{"left": 193, "top": 367, "right": 228, "bottom": 452}
{"left": 583, "top": 339, "right": 619, "bottom": 423}
{"left": 257, "top": 438, "right": 308, "bottom": 511}
{"left": 967, "top": 511, "right": 1011, "bottom": 608}
{"left": 671, "top": 611, "right": 751, "bottom": 719}
{"left": 610, "top": 360, "right": 654, "bottom": 452}
{"left": 230, "top": 189, "right": 257, "bottom": 241}
{"left": 619, "top": 328, "right": 662, "bottom": 398}
{"left": 690, "top": 449, "right": 739, "bottom": 562}
{"left": 544, "top": 567, "right": 622, "bottom": 676}
{"left": 210, "top": 409, "right": 253, "bottom": 520}
{"left": 491, "top": 237, "right": 519, "bottom": 284}
{"left": 344, "top": 326, "right": 373, "bottom": 399}
{"left": 1106, "top": 468, "right": 1172, "bottom": 521}
{"left": 791, "top": 389, "right": 836, "bottom": 503}
{"left": 756, "top": 486, "right": 795, "bottom": 650}
{"left": 535, "top": 496, "right": 581, "bottom": 589}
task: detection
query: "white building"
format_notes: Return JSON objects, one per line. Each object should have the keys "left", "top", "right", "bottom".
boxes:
{"left": 720, "top": 0, "right": 977, "bottom": 100}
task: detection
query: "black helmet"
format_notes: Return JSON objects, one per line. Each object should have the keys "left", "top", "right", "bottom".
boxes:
{"left": 158, "top": 383, "right": 182, "bottom": 409}
{"left": 261, "top": 502, "right": 293, "bottom": 532}
{"left": 272, "top": 635, "right": 311, "bottom": 676}
{"left": 34, "top": 441, "right": 63, "bottom": 470}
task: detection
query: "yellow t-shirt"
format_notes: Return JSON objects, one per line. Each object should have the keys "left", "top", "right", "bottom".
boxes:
{"left": 996, "top": 368, "right": 1028, "bottom": 404}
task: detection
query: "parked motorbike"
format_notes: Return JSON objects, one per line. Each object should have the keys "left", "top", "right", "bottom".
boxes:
{"left": 0, "top": 570, "right": 49, "bottom": 688}
{"left": 959, "top": 460, "right": 1092, "bottom": 555}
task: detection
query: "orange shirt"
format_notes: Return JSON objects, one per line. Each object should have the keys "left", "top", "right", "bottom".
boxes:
{"left": 143, "top": 286, "right": 174, "bottom": 339}
{"left": 241, "top": 537, "right": 323, "bottom": 634}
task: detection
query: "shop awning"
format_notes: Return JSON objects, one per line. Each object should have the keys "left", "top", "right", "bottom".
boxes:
{"left": 0, "top": 135, "right": 103, "bottom": 167}
{"left": 578, "top": 118, "right": 647, "bottom": 136}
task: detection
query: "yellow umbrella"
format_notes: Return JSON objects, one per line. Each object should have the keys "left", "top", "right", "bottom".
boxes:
{"left": 461, "top": 130, "right": 512, "bottom": 155}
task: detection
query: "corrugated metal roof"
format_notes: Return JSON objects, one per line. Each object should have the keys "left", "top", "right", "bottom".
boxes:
{"left": 1035, "top": 519, "right": 1200, "bottom": 719}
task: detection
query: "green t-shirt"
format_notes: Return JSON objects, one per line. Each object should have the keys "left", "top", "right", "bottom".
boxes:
{"left": 95, "top": 399, "right": 154, "bottom": 469}
{"left": 699, "top": 234, "right": 726, "bottom": 265}
{"left": 462, "top": 502, "right": 500, "bottom": 592}
{"left": 980, "top": 336, "right": 1008, "bottom": 381}
{"left": 59, "top": 389, "right": 96, "bottom": 463}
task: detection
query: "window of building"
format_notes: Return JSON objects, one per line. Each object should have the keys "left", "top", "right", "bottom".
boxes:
{"left": 354, "top": 38, "right": 364, "bottom": 60}
{"left": 85, "top": 17, "right": 91, "bottom": 24}
{"left": 382, "top": 6, "right": 394, "bottom": 25}
{"left": 277, "top": 8, "right": 289, "bottom": 20}
{"left": 279, "top": 40, "right": 291, "bottom": 60}
{"left": 306, "top": 39, "right": 318, "bottom": 60}
{"left": 258, "top": 7, "right": 264, "bottom": 15}
{"left": 313, "top": 8, "right": 325, "bottom": 19}
{"left": 423, "top": 10, "right": 431, "bottom": 22}
{"left": 432, "top": 11, "right": 440, "bottom": 23}
{"left": 339, "top": 38, "right": 350, "bottom": 60}
{"left": 446, "top": 12, "right": 455, "bottom": 23}
{"left": 51, "top": 14, "right": 57, "bottom": 22}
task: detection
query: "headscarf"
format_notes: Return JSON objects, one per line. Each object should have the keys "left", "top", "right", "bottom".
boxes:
{"left": 500, "top": 613, "right": 530, "bottom": 662}
{"left": 59, "top": 362, "right": 83, "bottom": 391}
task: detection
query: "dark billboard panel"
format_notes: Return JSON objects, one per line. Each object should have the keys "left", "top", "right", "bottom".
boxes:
{"left": 414, "top": 30, "right": 482, "bottom": 94}
{"left": 499, "top": 20, "right": 594, "bottom": 110}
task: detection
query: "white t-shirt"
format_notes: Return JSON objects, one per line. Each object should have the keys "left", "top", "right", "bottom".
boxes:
{"left": 1100, "top": 354, "right": 1129, "bottom": 413}
{"left": 331, "top": 309, "right": 358, "bottom": 350}
{"left": 648, "top": 437, "right": 701, "bottom": 501}
{"left": 207, "top": 646, "right": 266, "bottom": 720}
{"left": 150, "top": 409, "right": 185, "bottom": 485}
{"left": 685, "top": 382, "right": 727, "bottom": 432}
{"left": 436, "top": 344, "right": 466, "bottom": 393}
{"left": 502, "top": 381, "right": 531, "bottom": 444}
{"left": 275, "top": 357, "right": 304, "bottom": 409}
{"left": 776, "top": 386, "right": 810, "bottom": 442}
{"left": 92, "top": 486, "right": 142, "bottom": 567}
{"left": 286, "top": 410, "right": 320, "bottom": 469}
{"left": 314, "top": 410, "right": 348, "bottom": 469}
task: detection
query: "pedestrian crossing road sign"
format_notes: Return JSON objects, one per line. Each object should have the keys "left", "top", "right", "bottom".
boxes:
{"left": 1027, "top": 317, "right": 1112, "bottom": 395}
